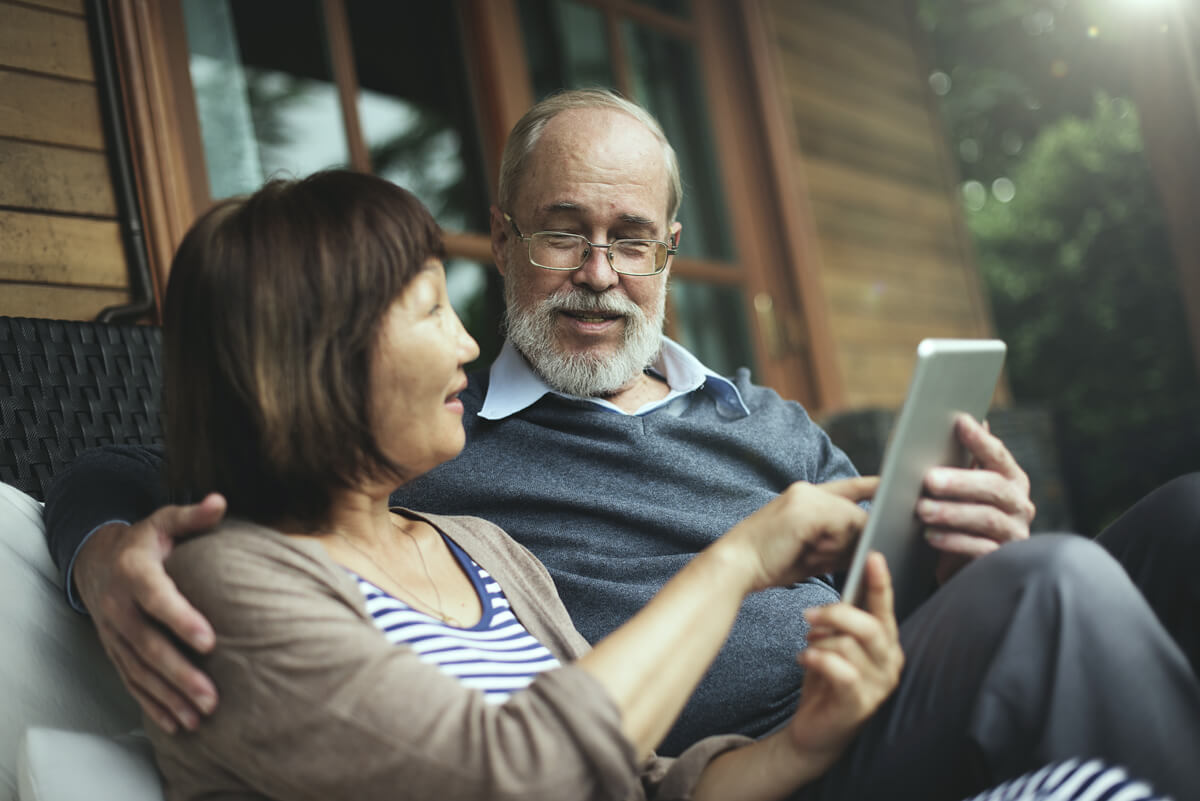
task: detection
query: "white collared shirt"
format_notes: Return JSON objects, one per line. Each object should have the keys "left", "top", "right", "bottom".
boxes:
{"left": 478, "top": 338, "right": 751, "bottom": 420}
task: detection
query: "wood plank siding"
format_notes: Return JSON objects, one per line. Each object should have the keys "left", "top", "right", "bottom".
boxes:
{"left": 0, "top": 0, "right": 131, "bottom": 320}
{"left": 761, "top": 0, "right": 996, "bottom": 410}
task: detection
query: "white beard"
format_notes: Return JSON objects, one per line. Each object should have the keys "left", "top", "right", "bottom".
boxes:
{"left": 504, "top": 279, "right": 665, "bottom": 398}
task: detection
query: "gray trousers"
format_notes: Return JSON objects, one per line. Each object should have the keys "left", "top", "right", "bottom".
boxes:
{"left": 795, "top": 533, "right": 1200, "bottom": 801}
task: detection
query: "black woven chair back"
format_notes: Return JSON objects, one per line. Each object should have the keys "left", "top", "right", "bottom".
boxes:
{"left": 0, "top": 316, "right": 164, "bottom": 502}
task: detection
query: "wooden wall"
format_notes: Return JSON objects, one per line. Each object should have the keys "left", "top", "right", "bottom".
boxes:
{"left": 0, "top": 0, "right": 131, "bottom": 320}
{"left": 761, "top": 0, "right": 996, "bottom": 410}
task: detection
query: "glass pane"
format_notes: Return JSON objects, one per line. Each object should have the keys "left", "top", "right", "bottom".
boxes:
{"left": 518, "top": 0, "right": 615, "bottom": 101}
{"left": 669, "top": 279, "right": 756, "bottom": 377}
{"left": 446, "top": 258, "right": 505, "bottom": 373}
{"left": 182, "top": 0, "right": 349, "bottom": 199}
{"left": 345, "top": 2, "right": 490, "bottom": 233}
{"left": 623, "top": 22, "right": 735, "bottom": 262}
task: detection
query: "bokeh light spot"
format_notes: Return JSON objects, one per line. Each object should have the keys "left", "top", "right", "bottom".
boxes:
{"left": 992, "top": 177, "right": 1016, "bottom": 203}
{"left": 962, "top": 180, "right": 987, "bottom": 212}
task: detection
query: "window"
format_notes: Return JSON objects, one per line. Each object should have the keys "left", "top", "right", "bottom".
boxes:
{"left": 176, "top": 0, "right": 504, "bottom": 368}
{"left": 114, "top": 0, "right": 832, "bottom": 407}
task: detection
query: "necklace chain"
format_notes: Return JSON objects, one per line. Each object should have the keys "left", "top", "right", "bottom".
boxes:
{"left": 333, "top": 524, "right": 462, "bottom": 628}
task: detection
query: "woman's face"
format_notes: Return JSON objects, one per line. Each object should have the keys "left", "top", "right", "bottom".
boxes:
{"left": 368, "top": 260, "right": 480, "bottom": 484}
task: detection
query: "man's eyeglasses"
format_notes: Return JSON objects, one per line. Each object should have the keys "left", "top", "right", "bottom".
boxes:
{"left": 503, "top": 212, "right": 677, "bottom": 277}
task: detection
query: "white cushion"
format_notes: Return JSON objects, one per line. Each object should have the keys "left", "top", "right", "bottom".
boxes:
{"left": 18, "top": 729, "right": 163, "bottom": 801}
{"left": 0, "top": 483, "right": 141, "bottom": 801}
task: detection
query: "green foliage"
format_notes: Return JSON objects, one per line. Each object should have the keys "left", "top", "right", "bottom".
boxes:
{"left": 920, "top": 0, "right": 1199, "bottom": 532}
{"left": 967, "top": 93, "right": 1200, "bottom": 532}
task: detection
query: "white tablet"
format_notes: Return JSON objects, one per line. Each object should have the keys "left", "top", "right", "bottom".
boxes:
{"left": 840, "top": 338, "right": 1007, "bottom": 621}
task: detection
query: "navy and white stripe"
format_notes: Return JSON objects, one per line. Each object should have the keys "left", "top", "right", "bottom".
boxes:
{"left": 350, "top": 535, "right": 560, "bottom": 704}
{"left": 964, "top": 759, "right": 1170, "bottom": 801}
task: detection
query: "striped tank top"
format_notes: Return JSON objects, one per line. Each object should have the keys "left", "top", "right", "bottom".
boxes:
{"left": 349, "top": 534, "right": 561, "bottom": 703}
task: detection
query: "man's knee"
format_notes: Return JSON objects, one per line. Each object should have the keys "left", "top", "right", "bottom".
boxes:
{"left": 908, "top": 535, "right": 1130, "bottom": 655}
{"left": 975, "top": 534, "right": 1126, "bottom": 594}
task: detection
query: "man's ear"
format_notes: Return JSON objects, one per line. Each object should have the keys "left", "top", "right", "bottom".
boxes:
{"left": 659, "top": 221, "right": 683, "bottom": 282}
{"left": 490, "top": 205, "right": 509, "bottom": 277}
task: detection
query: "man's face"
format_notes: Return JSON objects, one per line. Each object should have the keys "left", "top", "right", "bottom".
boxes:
{"left": 491, "top": 108, "right": 682, "bottom": 398}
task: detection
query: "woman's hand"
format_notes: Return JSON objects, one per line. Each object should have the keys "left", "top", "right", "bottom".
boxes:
{"left": 717, "top": 477, "right": 878, "bottom": 594}
{"left": 786, "top": 552, "right": 903, "bottom": 763}
{"left": 690, "top": 552, "right": 902, "bottom": 801}
{"left": 579, "top": 477, "right": 876, "bottom": 757}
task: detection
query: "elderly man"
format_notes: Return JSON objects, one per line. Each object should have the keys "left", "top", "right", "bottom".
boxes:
{"left": 45, "top": 90, "right": 1200, "bottom": 798}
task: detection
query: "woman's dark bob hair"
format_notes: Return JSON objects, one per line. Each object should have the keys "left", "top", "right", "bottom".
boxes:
{"left": 163, "top": 170, "right": 444, "bottom": 530}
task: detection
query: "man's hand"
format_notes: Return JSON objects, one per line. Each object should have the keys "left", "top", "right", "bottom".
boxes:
{"left": 74, "top": 494, "right": 226, "bottom": 732}
{"left": 917, "top": 414, "right": 1035, "bottom": 582}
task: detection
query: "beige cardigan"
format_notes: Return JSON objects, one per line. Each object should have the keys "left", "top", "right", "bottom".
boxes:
{"left": 147, "top": 510, "right": 749, "bottom": 801}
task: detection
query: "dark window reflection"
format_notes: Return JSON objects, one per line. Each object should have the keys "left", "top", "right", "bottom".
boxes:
{"left": 518, "top": 0, "right": 615, "bottom": 100}
{"left": 632, "top": 0, "right": 690, "bottom": 18}
{"left": 183, "top": 0, "right": 348, "bottom": 198}
{"left": 669, "top": 279, "right": 756, "bottom": 377}
{"left": 345, "top": 1, "right": 490, "bottom": 233}
{"left": 623, "top": 22, "right": 734, "bottom": 262}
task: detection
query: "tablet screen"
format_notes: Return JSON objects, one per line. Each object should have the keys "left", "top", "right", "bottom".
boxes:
{"left": 839, "top": 338, "right": 1007, "bottom": 620}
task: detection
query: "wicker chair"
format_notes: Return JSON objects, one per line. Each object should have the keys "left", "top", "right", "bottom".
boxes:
{"left": 0, "top": 316, "right": 164, "bottom": 503}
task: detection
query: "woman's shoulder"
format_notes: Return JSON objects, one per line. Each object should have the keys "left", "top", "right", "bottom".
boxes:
{"left": 167, "top": 520, "right": 358, "bottom": 624}
{"left": 171, "top": 518, "right": 329, "bottom": 571}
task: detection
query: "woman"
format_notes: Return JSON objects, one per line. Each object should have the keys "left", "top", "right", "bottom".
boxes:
{"left": 150, "top": 170, "right": 900, "bottom": 801}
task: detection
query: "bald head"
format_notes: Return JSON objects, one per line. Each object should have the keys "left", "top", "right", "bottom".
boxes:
{"left": 497, "top": 89, "right": 682, "bottom": 224}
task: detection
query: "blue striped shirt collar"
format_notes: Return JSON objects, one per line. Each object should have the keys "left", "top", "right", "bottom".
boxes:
{"left": 478, "top": 337, "right": 750, "bottom": 420}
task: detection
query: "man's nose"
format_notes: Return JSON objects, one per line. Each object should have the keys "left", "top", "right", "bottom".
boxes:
{"left": 572, "top": 243, "right": 620, "bottom": 292}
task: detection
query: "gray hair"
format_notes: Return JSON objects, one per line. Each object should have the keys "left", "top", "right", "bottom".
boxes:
{"left": 497, "top": 88, "right": 683, "bottom": 224}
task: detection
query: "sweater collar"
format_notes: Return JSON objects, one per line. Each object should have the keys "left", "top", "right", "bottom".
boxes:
{"left": 478, "top": 338, "right": 750, "bottom": 420}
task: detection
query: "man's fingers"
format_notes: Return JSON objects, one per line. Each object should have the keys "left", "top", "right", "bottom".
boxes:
{"left": 102, "top": 625, "right": 206, "bottom": 731}
{"left": 925, "top": 529, "right": 1002, "bottom": 559}
{"left": 953, "top": 414, "right": 1028, "bottom": 484}
{"left": 131, "top": 566, "right": 215, "bottom": 653}
{"left": 123, "top": 613, "right": 218, "bottom": 711}
{"left": 109, "top": 642, "right": 179, "bottom": 734}
{"left": 74, "top": 501, "right": 224, "bottom": 731}
{"left": 155, "top": 493, "right": 227, "bottom": 543}
{"left": 917, "top": 498, "right": 1028, "bottom": 545}
{"left": 115, "top": 514, "right": 218, "bottom": 653}
{"left": 923, "top": 467, "right": 1029, "bottom": 515}
{"left": 819, "top": 476, "right": 879, "bottom": 503}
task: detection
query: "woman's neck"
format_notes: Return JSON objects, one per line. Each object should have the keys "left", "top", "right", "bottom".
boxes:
{"left": 320, "top": 487, "right": 397, "bottom": 543}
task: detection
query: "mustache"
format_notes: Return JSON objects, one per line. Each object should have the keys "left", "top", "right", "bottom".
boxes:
{"left": 541, "top": 288, "right": 642, "bottom": 317}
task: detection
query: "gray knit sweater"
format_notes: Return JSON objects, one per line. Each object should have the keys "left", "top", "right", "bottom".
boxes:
{"left": 391, "top": 366, "right": 858, "bottom": 755}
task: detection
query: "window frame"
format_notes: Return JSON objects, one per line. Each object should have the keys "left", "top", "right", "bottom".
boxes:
{"left": 106, "top": 0, "right": 842, "bottom": 410}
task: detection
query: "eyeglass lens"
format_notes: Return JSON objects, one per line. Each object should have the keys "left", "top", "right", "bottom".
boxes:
{"left": 529, "top": 233, "right": 665, "bottom": 275}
